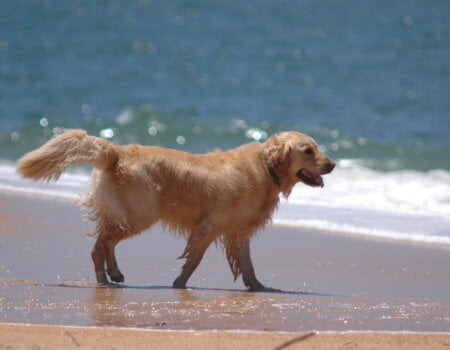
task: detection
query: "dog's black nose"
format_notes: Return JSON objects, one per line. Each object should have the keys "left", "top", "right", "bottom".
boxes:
{"left": 325, "top": 161, "right": 335, "bottom": 173}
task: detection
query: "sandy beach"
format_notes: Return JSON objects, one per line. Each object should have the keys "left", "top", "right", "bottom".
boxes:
{"left": 2, "top": 324, "right": 450, "bottom": 350}
{"left": 1, "top": 191, "right": 450, "bottom": 348}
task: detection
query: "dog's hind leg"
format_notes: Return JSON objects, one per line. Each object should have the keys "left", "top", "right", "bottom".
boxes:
{"left": 91, "top": 224, "right": 128, "bottom": 284}
{"left": 173, "top": 224, "right": 215, "bottom": 289}
{"left": 91, "top": 234, "right": 108, "bottom": 284}
{"left": 103, "top": 226, "right": 128, "bottom": 283}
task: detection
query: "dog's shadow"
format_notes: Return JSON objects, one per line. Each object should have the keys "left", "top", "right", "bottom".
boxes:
{"left": 53, "top": 281, "right": 335, "bottom": 297}
{"left": 118, "top": 284, "right": 332, "bottom": 297}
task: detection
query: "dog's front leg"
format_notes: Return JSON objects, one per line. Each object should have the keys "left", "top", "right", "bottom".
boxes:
{"left": 239, "top": 238, "right": 267, "bottom": 291}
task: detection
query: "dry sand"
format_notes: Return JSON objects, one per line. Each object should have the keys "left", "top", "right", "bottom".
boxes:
{"left": 1, "top": 323, "right": 450, "bottom": 350}
{"left": 1, "top": 191, "right": 450, "bottom": 348}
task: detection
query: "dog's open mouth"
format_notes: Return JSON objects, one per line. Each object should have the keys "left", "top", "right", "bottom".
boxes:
{"left": 297, "top": 169, "right": 324, "bottom": 188}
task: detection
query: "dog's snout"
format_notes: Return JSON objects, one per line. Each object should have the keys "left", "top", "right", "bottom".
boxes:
{"left": 325, "top": 161, "right": 335, "bottom": 173}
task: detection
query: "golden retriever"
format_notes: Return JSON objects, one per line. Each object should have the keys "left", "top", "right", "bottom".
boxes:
{"left": 18, "top": 129, "right": 334, "bottom": 291}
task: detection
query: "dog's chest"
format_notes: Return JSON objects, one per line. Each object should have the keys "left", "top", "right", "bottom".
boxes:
{"left": 214, "top": 189, "right": 280, "bottom": 232}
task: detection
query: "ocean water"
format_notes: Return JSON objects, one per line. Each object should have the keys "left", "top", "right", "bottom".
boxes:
{"left": 1, "top": 0, "right": 449, "bottom": 246}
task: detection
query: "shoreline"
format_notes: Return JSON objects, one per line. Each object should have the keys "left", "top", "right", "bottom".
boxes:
{"left": 2, "top": 276, "right": 450, "bottom": 332}
{"left": 274, "top": 220, "right": 450, "bottom": 252}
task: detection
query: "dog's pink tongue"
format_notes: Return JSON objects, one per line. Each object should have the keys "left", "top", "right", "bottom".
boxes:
{"left": 317, "top": 176, "right": 324, "bottom": 188}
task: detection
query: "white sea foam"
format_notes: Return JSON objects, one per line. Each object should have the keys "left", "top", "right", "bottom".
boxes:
{"left": 275, "top": 160, "right": 450, "bottom": 246}
{"left": 287, "top": 159, "right": 450, "bottom": 216}
{"left": 0, "top": 164, "right": 89, "bottom": 200}
{"left": 1, "top": 161, "right": 449, "bottom": 247}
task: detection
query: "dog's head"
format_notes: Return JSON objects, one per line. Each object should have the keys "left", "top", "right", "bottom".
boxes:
{"left": 263, "top": 131, "right": 335, "bottom": 195}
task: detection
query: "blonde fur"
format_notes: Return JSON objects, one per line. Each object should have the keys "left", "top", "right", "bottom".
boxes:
{"left": 17, "top": 129, "right": 334, "bottom": 290}
{"left": 17, "top": 130, "right": 118, "bottom": 181}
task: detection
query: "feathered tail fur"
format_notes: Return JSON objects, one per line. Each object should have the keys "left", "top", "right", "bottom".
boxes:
{"left": 17, "top": 129, "right": 118, "bottom": 181}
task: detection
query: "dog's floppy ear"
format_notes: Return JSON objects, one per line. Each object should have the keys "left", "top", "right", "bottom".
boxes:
{"left": 263, "top": 134, "right": 293, "bottom": 182}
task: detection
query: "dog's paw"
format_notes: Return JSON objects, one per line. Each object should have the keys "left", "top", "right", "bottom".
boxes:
{"left": 108, "top": 271, "right": 125, "bottom": 283}
{"left": 172, "top": 278, "right": 186, "bottom": 289}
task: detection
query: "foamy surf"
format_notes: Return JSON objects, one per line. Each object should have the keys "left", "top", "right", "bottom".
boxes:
{"left": 274, "top": 207, "right": 450, "bottom": 247}
{"left": 1, "top": 161, "right": 449, "bottom": 247}
{"left": 0, "top": 164, "right": 88, "bottom": 201}
{"left": 287, "top": 160, "right": 450, "bottom": 216}
{"left": 276, "top": 160, "right": 450, "bottom": 247}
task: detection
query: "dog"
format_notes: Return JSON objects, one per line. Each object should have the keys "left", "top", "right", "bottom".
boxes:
{"left": 18, "top": 129, "right": 334, "bottom": 291}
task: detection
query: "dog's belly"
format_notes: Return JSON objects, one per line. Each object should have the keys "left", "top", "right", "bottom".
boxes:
{"left": 158, "top": 192, "right": 279, "bottom": 238}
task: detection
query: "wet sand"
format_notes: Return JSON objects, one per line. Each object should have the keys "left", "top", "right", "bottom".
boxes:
{"left": 1, "top": 191, "right": 450, "bottom": 348}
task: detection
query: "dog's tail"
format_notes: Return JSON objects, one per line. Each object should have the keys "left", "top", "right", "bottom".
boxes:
{"left": 17, "top": 129, "right": 118, "bottom": 181}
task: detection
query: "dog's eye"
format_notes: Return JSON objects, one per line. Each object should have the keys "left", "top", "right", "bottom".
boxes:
{"left": 304, "top": 148, "right": 314, "bottom": 156}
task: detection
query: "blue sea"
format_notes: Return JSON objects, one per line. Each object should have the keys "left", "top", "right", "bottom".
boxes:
{"left": 1, "top": 0, "right": 449, "bottom": 246}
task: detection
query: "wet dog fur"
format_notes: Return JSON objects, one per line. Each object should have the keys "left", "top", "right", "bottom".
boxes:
{"left": 18, "top": 129, "right": 334, "bottom": 291}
